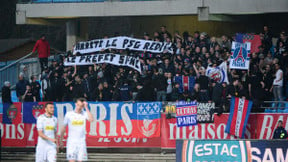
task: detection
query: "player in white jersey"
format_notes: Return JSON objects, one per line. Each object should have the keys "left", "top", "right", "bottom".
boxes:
{"left": 60, "top": 98, "right": 94, "bottom": 162}
{"left": 36, "top": 102, "right": 58, "bottom": 162}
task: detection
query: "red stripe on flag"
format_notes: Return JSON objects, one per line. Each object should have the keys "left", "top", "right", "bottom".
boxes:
{"left": 183, "top": 76, "right": 189, "bottom": 91}
{"left": 239, "top": 99, "right": 249, "bottom": 137}
{"left": 230, "top": 98, "right": 239, "bottom": 136}
{"left": 243, "top": 35, "right": 261, "bottom": 54}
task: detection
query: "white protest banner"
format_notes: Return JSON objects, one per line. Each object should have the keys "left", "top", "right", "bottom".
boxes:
{"left": 229, "top": 41, "right": 251, "bottom": 70}
{"left": 206, "top": 61, "right": 229, "bottom": 84}
{"left": 73, "top": 36, "right": 173, "bottom": 54}
{"left": 197, "top": 102, "right": 215, "bottom": 123}
{"left": 64, "top": 53, "right": 142, "bottom": 73}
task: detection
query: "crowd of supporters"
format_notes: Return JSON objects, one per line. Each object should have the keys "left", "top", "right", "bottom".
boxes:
{"left": 1, "top": 25, "right": 288, "bottom": 113}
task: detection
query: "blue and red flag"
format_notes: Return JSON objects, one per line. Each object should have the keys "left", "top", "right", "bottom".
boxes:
{"left": 136, "top": 102, "right": 161, "bottom": 138}
{"left": 174, "top": 76, "right": 195, "bottom": 93}
{"left": 53, "top": 102, "right": 161, "bottom": 138}
{"left": 236, "top": 33, "right": 261, "bottom": 54}
{"left": 0, "top": 103, "right": 3, "bottom": 122}
{"left": 23, "top": 102, "right": 47, "bottom": 123}
{"left": 225, "top": 97, "right": 253, "bottom": 138}
{"left": 2, "top": 102, "right": 22, "bottom": 124}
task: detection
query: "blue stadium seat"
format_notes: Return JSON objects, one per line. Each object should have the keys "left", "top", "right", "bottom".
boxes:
{"left": 265, "top": 102, "right": 288, "bottom": 113}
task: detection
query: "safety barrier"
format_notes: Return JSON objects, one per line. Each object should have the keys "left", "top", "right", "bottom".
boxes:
{"left": 0, "top": 101, "right": 287, "bottom": 149}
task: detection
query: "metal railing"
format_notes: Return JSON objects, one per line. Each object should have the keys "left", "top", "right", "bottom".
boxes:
{"left": 0, "top": 52, "right": 33, "bottom": 72}
{"left": 261, "top": 101, "right": 288, "bottom": 113}
{"left": 0, "top": 52, "right": 34, "bottom": 91}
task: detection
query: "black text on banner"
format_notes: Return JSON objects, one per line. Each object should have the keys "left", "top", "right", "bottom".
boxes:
{"left": 64, "top": 53, "right": 142, "bottom": 73}
{"left": 73, "top": 36, "right": 173, "bottom": 54}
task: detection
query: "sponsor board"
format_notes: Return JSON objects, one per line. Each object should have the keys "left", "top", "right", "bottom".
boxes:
{"left": 176, "top": 140, "right": 288, "bottom": 162}
{"left": 161, "top": 113, "right": 288, "bottom": 149}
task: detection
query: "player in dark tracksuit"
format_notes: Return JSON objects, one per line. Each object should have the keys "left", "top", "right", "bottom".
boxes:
{"left": 273, "top": 120, "right": 288, "bottom": 139}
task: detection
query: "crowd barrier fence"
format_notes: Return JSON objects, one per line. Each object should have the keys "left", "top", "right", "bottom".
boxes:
{"left": 0, "top": 101, "right": 287, "bottom": 149}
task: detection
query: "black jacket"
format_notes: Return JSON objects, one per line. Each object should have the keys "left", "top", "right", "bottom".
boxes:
{"left": 212, "top": 83, "right": 223, "bottom": 104}
{"left": 72, "top": 82, "right": 85, "bottom": 99}
{"left": 136, "top": 81, "right": 155, "bottom": 101}
{"left": 1, "top": 86, "right": 12, "bottom": 103}
{"left": 16, "top": 79, "right": 29, "bottom": 97}
{"left": 31, "top": 81, "right": 41, "bottom": 101}
{"left": 273, "top": 127, "right": 288, "bottom": 139}
{"left": 153, "top": 74, "right": 167, "bottom": 91}
{"left": 102, "top": 87, "right": 112, "bottom": 101}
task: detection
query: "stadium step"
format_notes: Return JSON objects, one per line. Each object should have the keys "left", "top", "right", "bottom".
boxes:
{"left": 1, "top": 152, "right": 176, "bottom": 162}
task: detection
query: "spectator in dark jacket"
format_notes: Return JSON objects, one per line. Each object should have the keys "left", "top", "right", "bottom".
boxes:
{"left": 30, "top": 75, "right": 41, "bottom": 101}
{"left": 195, "top": 66, "right": 210, "bottom": 102}
{"left": 135, "top": 83, "right": 145, "bottom": 101}
{"left": 227, "top": 79, "right": 240, "bottom": 98}
{"left": 162, "top": 58, "right": 175, "bottom": 74}
{"left": 16, "top": 73, "right": 29, "bottom": 102}
{"left": 211, "top": 81, "right": 223, "bottom": 114}
{"left": 2, "top": 81, "right": 12, "bottom": 104}
{"left": 32, "top": 34, "right": 50, "bottom": 72}
{"left": 191, "top": 83, "right": 200, "bottom": 101}
{"left": 94, "top": 83, "right": 104, "bottom": 101}
{"left": 119, "top": 80, "right": 132, "bottom": 101}
{"left": 180, "top": 91, "right": 193, "bottom": 102}
{"left": 170, "top": 83, "right": 181, "bottom": 101}
{"left": 82, "top": 73, "right": 92, "bottom": 100}
{"left": 23, "top": 84, "right": 36, "bottom": 102}
{"left": 50, "top": 72, "right": 64, "bottom": 101}
{"left": 72, "top": 75, "right": 86, "bottom": 99}
{"left": 136, "top": 79, "right": 155, "bottom": 101}
{"left": 102, "top": 82, "right": 112, "bottom": 101}
{"left": 153, "top": 69, "right": 168, "bottom": 101}
{"left": 273, "top": 120, "right": 288, "bottom": 139}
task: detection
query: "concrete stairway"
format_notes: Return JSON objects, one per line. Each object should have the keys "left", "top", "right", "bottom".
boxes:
{"left": 1, "top": 152, "right": 176, "bottom": 162}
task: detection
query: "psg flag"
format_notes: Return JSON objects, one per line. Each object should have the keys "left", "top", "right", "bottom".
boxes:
{"left": 236, "top": 33, "right": 261, "bottom": 54}
{"left": 23, "top": 102, "right": 47, "bottom": 123}
{"left": 225, "top": 97, "right": 253, "bottom": 138}
{"left": 2, "top": 102, "right": 22, "bottom": 124}
{"left": 174, "top": 76, "right": 195, "bottom": 93}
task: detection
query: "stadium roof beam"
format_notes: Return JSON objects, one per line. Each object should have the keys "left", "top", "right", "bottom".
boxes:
{"left": 16, "top": 0, "right": 288, "bottom": 24}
